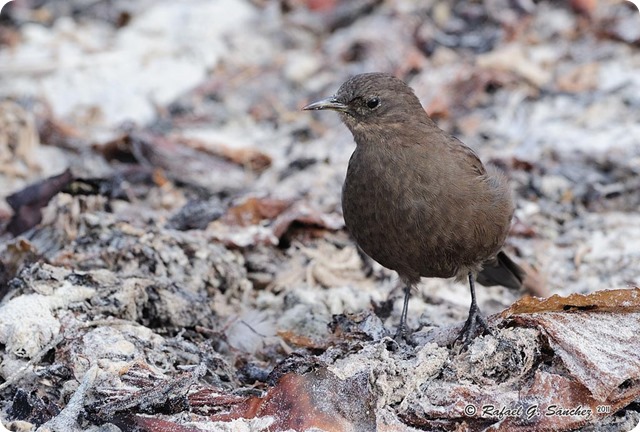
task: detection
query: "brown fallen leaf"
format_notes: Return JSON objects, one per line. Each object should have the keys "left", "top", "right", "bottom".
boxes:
{"left": 509, "top": 220, "right": 537, "bottom": 238}
{"left": 501, "top": 288, "right": 640, "bottom": 315}
{"left": 180, "top": 136, "right": 272, "bottom": 173}
{"left": 210, "top": 369, "right": 375, "bottom": 432}
{"left": 5, "top": 169, "right": 74, "bottom": 236}
{"left": 37, "top": 114, "right": 85, "bottom": 150}
{"left": 424, "top": 95, "right": 450, "bottom": 121}
{"left": 214, "top": 198, "right": 343, "bottom": 247}
{"left": 500, "top": 289, "right": 640, "bottom": 421}
{"left": 508, "top": 313, "right": 640, "bottom": 402}
{"left": 510, "top": 156, "right": 536, "bottom": 172}
{"left": 451, "top": 69, "right": 519, "bottom": 112}
{"left": 570, "top": 0, "right": 596, "bottom": 17}
{"left": 271, "top": 201, "right": 343, "bottom": 240}
{"left": 0, "top": 26, "right": 21, "bottom": 48}
{"left": 277, "top": 330, "right": 328, "bottom": 350}
{"left": 189, "top": 388, "right": 251, "bottom": 416}
{"left": 96, "top": 130, "right": 250, "bottom": 195}
{"left": 222, "top": 196, "right": 292, "bottom": 227}
{"left": 210, "top": 145, "right": 272, "bottom": 173}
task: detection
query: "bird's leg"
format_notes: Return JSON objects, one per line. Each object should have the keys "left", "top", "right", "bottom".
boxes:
{"left": 394, "top": 283, "right": 412, "bottom": 340}
{"left": 456, "top": 272, "right": 492, "bottom": 346}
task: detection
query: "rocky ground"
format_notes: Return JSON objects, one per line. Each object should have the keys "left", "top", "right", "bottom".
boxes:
{"left": 0, "top": 0, "right": 639, "bottom": 431}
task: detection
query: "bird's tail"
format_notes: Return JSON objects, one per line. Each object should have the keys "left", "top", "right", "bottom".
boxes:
{"left": 477, "top": 251, "right": 525, "bottom": 290}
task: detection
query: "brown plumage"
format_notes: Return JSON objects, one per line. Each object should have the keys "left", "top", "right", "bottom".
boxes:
{"left": 304, "top": 73, "right": 524, "bottom": 343}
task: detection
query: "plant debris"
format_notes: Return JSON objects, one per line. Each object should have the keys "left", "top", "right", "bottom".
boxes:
{"left": 1, "top": 0, "right": 639, "bottom": 431}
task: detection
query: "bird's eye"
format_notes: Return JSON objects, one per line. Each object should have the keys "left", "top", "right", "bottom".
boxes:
{"left": 366, "top": 97, "right": 380, "bottom": 109}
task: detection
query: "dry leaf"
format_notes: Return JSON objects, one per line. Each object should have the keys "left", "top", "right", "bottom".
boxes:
{"left": 571, "top": 0, "right": 596, "bottom": 16}
{"left": 504, "top": 289, "right": 640, "bottom": 402}
{"left": 502, "top": 288, "right": 640, "bottom": 315}
{"left": 6, "top": 169, "right": 74, "bottom": 236}
{"left": 222, "top": 197, "right": 292, "bottom": 227}
{"left": 181, "top": 136, "right": 272, "bottom": 173}
{"left": 210, "top": 369, "right": 375, "bottom": 432}
{"left": 271, "top": 201, "right": 343, "bottom": 239}
{"left": 216, "top": 146, "right": 272, "bottom": 173}
{"left": 403, "top": 289, "right": 640, "bottom": 431}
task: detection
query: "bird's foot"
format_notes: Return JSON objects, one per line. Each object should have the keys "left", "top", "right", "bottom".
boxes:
{"left": 393, "top": 322, "right": 408, "bottom": 341}
{"left": 454, "top": 309, "right": 492, "bottom": 348}
{"left": 393, "top": 323, "right": 416, "bottom": 346}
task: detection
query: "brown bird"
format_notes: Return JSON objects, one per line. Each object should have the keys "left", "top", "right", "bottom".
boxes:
{"left": 303, "top": 73, "right": 524, "bottom": 343}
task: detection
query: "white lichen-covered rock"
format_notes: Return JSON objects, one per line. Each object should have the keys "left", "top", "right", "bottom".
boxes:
{"left": 0, "top": 279, "right": 95, "bottom": 359}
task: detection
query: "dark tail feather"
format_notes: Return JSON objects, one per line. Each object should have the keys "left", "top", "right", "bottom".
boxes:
{"left": 477, "top": 251, "right": 525, "bottom": 290}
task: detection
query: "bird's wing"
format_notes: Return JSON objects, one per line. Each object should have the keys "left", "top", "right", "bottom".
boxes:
{"left": 446, "top": 136, "right": 486, "bottom": 177}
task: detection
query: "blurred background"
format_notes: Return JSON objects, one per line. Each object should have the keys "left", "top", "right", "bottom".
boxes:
{"left": 2, "top": 0, "right": 639, "bottom": 294}
{"left": 0, "top": 0, "right": 640, "bottom": 429}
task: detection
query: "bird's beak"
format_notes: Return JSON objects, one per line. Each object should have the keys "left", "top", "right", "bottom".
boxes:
{"left": 302, "top": 97, "right": 349, "bottom": 112}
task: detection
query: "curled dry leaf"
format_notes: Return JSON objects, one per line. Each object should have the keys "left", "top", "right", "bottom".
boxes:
{"left": 501, "top": 288, "right": 640, "bottom": 315}
{"left": 216, "top": 197, "right": 343, "bottom": 247}
{"left": 222, "top": 197, "right": 292, "bottom": 227}
{"left": 96, "top": 130, "right": 250, "bottom": 195}
{"left": 504, "top": 288, "right": 640, "bottom": 402}
{"left": 271, "top": 201, "right": 343, "bottom": 239}
{"left": 5, "top": 169, "right": 74, "bottom": 236}
{"left": 37, "top": 114, "right": 84, "bottom": 150}
{"left": 212, "top": 146, "right": 272, "bottom": 173}
{"left": 209, "top": 369, "right": 375, "bottom": 432}
{"left": 180, "top": 136, "right": 272, "bottom": 173}
{"left": 277, "top": 330, "right": 328, "bottom": 350}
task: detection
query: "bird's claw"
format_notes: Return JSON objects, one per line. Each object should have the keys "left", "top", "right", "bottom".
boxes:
{"left": 455, "top": 309, "right": 492, "bottom": 348}
{"left": 393, "top": 323, "right": 417, "bottom": 346}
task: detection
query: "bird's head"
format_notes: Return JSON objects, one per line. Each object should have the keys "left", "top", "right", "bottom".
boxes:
{"left": 303, "top": 73, "right": 427, "bottom": 135}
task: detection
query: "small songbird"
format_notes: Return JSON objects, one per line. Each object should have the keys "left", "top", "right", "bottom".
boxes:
{"left": 303, "top": 73, "right": 524, "bottom": 343}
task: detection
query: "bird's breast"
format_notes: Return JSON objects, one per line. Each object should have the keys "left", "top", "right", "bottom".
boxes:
{"left": 341, "top": 147, "right": 452, "bottom": 279}
{"left": 341, "top": 145, "right": 511, "bottom": 280}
